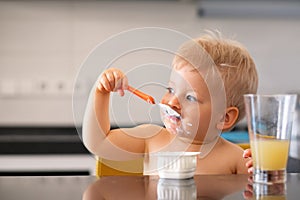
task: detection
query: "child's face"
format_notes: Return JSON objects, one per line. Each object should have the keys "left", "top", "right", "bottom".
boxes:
{"left": 160, "top": 64, "right": 213, "bottom": 144}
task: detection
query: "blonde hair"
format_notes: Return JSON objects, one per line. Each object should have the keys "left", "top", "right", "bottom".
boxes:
{"left": 174, "top": 31, "right": 258, "bottom": 123}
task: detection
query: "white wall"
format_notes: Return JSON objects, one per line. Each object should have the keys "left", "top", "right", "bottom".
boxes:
{"left": 0, "top": 1, "right": 300, "bottom": 126}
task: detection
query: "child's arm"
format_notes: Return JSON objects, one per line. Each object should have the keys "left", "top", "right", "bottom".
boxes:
{"left": 82, "top": 68, "right": 147, "bottom": 157}
{"left": 95, "top": 68, "right": 128, "bottom": 137}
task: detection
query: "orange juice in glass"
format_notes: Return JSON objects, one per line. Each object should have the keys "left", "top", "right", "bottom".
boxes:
{"left": 244, "top": 94, "right": 297, "bottom": 184}
{"left": 251, "top": 139, "right": 290, "bottom": 171}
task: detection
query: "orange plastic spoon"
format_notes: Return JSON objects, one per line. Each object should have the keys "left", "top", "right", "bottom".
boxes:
{"left": 127, "top": 86, "right": 181, "bottom": 119}
{"left": 127, "top": 86, "right": 156, "bottom": 104}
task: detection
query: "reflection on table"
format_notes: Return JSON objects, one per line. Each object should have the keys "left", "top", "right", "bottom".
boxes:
{"left": 83, "top": 175, "right": 248, "bottom": 200}
{"left": 0, "top": 174, "right": 299, "bottom": 200}
{"left": 244, "top": 182, "right": 287, "bottom": 200}
{"left": 82, "top": 174, "right": 300, "bottom": 200}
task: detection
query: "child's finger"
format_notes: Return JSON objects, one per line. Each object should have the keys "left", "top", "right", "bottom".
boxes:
{"left": 113, "top": 71, "right": 128, "bottom": 96}
{"left": 97, "top": 68, "right": 127, "bottom": 94}
{"left": 122, "top": 74, "right": 128, "bottom": 90}
{"left": 243, "top": 148, "right": 252, "bottom": 158}
{"left": 246, "top": 160, "right": 253, "bottom": 168}
{"left": 118, "top": 77, "right": 128, "bottom": 96}
{"left": 113, "top": 71, "right": 122, "bottom": 90}
{"left": 113, "top": 71, "right": 125, "bottom": 93}
{"left": 117, "top": 89, "right": 125, "bottom": 96}
{"left": 99, "top": 74, "right": 112, "bottom": 92}
{"left": 248, "top": 167, "right": 253, "bottom": 174}
{"left": 105, "top": 71, "right": 116, "bottom": 91}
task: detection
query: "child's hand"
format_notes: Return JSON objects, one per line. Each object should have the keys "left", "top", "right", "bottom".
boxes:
{"left": 243, "top": 148, "right": 253, "bottom": 174}
{"left": 97, "top": 68, "right": 128, "bottom": 96}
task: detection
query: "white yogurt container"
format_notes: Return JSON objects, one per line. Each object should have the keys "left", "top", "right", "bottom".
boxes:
{"left": 153, "top": 151, "right": 200, "bottom": 179}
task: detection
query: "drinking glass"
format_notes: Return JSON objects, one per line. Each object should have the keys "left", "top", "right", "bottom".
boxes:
{"left": 244, "top": 94, "right": 297, "bottom": 184}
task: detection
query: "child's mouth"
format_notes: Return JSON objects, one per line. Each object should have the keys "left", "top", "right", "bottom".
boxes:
{"left": 159, "top": 103, "right": 183, "bottom": 134}
{"left": 159, "top": 103, "right": 181, "bottom": 119}
{"left": 167, "top": 115, "right": 181, "bottom": 123}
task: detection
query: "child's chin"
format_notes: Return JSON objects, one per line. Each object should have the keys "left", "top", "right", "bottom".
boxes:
{"left": 165, "top": 123, "right": 180, "bottom": 134}
{"left": 163, "top": 118, "right": 182, "bottom": 134}
{"left": 166, "top": 127, "right": 177, "bottom": 134}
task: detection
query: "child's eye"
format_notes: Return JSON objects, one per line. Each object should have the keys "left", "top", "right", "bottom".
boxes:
{"left": 166, "top": 87, "right": 175, "bottom": 94}
{"left": 186, "top": 95, "right": 197, "bottom": 102}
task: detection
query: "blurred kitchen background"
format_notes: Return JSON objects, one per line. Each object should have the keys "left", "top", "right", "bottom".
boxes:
{"left": 0, "top": 0, "right": 300, "bottom": 175}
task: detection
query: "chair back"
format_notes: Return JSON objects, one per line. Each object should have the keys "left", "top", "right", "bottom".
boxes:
{"left": 96, "top": 157, "right": 144, "bottom": 177}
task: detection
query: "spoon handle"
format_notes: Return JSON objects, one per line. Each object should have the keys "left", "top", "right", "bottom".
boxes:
{"left": 127, "top": 86, "right": 156, "bottom": 104}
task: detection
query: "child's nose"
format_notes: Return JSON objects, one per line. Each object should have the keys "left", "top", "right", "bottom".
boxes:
{"left": 167, "top": 96, "right": 181, "bottom": 111}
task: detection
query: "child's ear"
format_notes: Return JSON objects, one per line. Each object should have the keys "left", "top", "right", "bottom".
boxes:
{"left": 217, "top": 107, "right": 239, "bottom": 131}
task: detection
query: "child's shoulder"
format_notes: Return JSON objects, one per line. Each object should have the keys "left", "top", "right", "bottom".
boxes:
{"left": 216, "top": 137, "right": 248, "bottom": 173}
{"left": 212, "top": 137, "right": 245, "bottom": 161}
{"left": 218, "top": 137, "right": 244, "bottom": 154}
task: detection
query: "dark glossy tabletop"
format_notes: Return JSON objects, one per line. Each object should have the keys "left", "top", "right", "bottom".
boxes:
{"left": 0, "top": 174, "right": 299, "bottom": 200}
